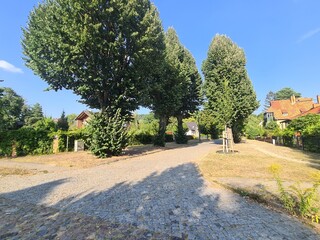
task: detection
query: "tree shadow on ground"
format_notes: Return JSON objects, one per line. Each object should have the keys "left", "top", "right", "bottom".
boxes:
{"left": 1, "top": 163, "right": 319, "bottom": 239}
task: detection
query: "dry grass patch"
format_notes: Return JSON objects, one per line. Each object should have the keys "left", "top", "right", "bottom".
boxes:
{"left": 0, "top": 167, "right": 33, "bottom": 177}
{"left": 12, "top": 151, "right": 106, "bottom": 169}
{"left": 7, "top": 144, "right": 166, "bottom": 169}
{"left": 200, "top": 140, "right": 319, "bottom": 182}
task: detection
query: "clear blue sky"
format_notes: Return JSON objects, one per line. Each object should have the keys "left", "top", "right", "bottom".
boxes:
{"left": 1, "top": 0, "right": 320, "bottom": 118}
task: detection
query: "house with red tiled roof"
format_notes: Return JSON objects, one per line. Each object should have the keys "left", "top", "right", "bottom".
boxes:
{"left": 265, "top": 95, "right": 320, "bottom": 129}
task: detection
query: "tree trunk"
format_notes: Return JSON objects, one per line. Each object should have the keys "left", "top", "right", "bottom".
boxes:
{"left": 177, "top": 115, "right": 183, "bottom": 133}
{"left": 175, "top": 115, "right": 188, "bottom": 144}
{"left": 154, "top": 116, "right": 167, "bottom": 147}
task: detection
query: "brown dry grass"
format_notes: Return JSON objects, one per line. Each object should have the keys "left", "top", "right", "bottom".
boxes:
{"left": 199, "top": 140, "right": 320, "bottom": 182}
{"left": 0, "top": 167, "right": 33, "bottom": 177}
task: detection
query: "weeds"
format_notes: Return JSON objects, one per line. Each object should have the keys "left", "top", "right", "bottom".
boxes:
{"left": 268, "top": 164, "right": 320, "bottom": 223}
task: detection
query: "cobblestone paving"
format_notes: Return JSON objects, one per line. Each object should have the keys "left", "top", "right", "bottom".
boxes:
{"left": 0, "top": 197, "right": 179, "bottom": 240}
{"left": 1, "top": 142, "right": 319, "bottom": 239}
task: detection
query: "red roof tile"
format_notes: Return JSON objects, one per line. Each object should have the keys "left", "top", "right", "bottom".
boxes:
{"left": 266, "top": 97, "right": 315, "bottom": 120}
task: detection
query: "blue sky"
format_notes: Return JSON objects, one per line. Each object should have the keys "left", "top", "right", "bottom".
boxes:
{"left": 1, "top": 0, "right": 320, "bottom": 117}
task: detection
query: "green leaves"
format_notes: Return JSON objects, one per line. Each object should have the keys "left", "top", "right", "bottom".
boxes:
{"left": 0, "top": 87, "right": 25, "bottom": 130}
{"left": 275, "top": 87, "right": 301, "bottom": 100}
{"left": 22, "top": 0, "right": 165, "bottom": 116}
{"left": 86, "top": 109, "right": 128, "bottom": 158}
{"left": 202, "top": 34, "right": 259, "bottom": 142}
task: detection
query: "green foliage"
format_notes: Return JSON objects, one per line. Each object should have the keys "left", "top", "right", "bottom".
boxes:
{"left": 274, "top": 87, "right": 301, "bottom": 100}
{"left": 23, "top": 0, "right": 165, "bottom": 117}
{"left": 264, "top": 120, "right": 279, "bottom": 131}
{"left": 23, "top": 103, "right": 44, "bottom": 126}
{"left": 202, "top": 35, "right": 259, "bottom": 143}
{"left": 198, "top": 110, "right": 220, "bottom": 139}
{"left": 269, "top": 164, "right": 320, "bottom": 222}
{"left": 0, "top": 119, "right": 55, "bottom": 157}
{"left": 57, "top": 110, "right": 69, "bottom": 131}
{"left": 129, "top": 131, "right": 154, "bottom": 145}
{"left": 153, "top": 133, "right": 166, "bottom": 147}
{"left": 245, "top": 114, "right": 264, "bottom": 139}
{"left": 66, "top": 113, "right": 78, "bottom": 130}
{"left": 269, "top": 164, "right": 295, "bottom": 213}
{"left": 147, "top": 29, "right": 184, "bottom": 146}
{"left": 263, "top": 91, "right": 275, "bottom": 111}
{"left": 86, "top": 109, "right": 128, "bottom": 158}
{"left": 288, "top": 114, "right": 320, "bottom": 133}
{"left": 0, "top": 87, "right": 25, "bottom": 130}
{"left": 57, "top": 128, "right": 86, "bottom": 152}
{"left": 127, "top": 113, "right": 157, "bottom": 145}
{"left": 174, "top": 125, "right": 188, "bottom": 144}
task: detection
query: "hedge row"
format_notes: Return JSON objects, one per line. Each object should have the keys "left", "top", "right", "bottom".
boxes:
{"left": 0, "top": 128, "right": 87, "bottom": 157}
{"left": 0, "top": 128, "right": 54, "bottom": 157}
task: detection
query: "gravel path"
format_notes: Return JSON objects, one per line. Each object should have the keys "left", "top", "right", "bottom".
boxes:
{"left": 1, "top": 141, "right": 319, "bottom": 239}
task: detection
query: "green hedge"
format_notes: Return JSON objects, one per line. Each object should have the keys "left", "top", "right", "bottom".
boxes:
{"left": 302, "top": 136, "right": 320, "bottom": 153}
{"left": 129, "top": 132, "right": 154, "bottom": 145}
{"left": 0, "top": 128, "right": 54, "bottom": 157}
{"left": 57, "top": 129, "right": 86, "bottom": 152}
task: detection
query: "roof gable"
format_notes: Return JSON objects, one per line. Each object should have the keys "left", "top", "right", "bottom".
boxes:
{"left": 266, "top": 97, "right": 314, "bottom": 120}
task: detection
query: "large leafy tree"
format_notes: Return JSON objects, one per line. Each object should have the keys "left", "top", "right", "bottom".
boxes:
{"left": 165, "top": 28, "right": 202, "bottom": 144}
{"left": 22, "top": 0, "right": 164, "bottom": 117}
{"left": 275, "top": 87, "right": 301, "bottom": 100}
{"left": 146, "top": 28, "right": 184, "bottom": 146}
{"left": 202, "top": 34, "right": 259, "bottom": 142}
{"left": 0, "top": 87, "right": 25, "bottom": 130}
{"left": 23, "top": 0, "right": 165, "bottom": 156}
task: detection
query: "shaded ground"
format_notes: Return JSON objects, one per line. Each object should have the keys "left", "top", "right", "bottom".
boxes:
{"left": 0, "top": 197, "right": 178, "bottom": 240}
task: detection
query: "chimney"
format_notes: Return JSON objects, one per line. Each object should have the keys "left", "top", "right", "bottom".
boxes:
{"left": 290, "top": 95, "right": 296, "bottom": 104}
{"left": 317, "top": 95, "right": 320, "bottom": 104}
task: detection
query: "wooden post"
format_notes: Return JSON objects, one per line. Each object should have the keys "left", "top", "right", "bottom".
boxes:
{"left": 66, "top": 135, "right": 69, "bottom": 152}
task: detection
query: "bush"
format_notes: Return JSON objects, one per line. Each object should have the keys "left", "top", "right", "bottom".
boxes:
{"left": 0, "top": 127, "right": 54, "bottom": 157}
{"left": 57, "top": 129, "right": 87, "bottom": 152}
{"left": 269, "top": 164, "right": 320, "bottom": 223}
{"left": 86, "top": 110, "right": 128, "bottom": 158}
{"left": 129, "top": 131, "right": 154, "bottom": 145}
{"left": 165, "top": 132, "right": 174, "bottom": 142}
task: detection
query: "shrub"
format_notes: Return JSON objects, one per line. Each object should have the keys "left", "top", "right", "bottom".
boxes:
{"left": 165, "top": 132, "right": 174, "bottom": 142}
{"left": 86, "top": 109, "right": 128, "bottom": 158}
{"left": 0, "top": 127, "right": 54, "bottom": 157}
{"left": 57, "top": 129, "right": 87, "bottom": 152}
{"left": 128, "top": 131, "right": 154, "bottom": 145}
{"left": 269, "top": 164, "right": 320, "bottom": 223}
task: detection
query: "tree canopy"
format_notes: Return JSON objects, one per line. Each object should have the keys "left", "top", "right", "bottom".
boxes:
{"left": 202, "top": 34, "right": 259, "bottom": 142}
{"left": 146, "top": 28, "right": 185, "bottom": 146}
{"left": 263, "top": 91, "right": 275, "bottom": 111}
{"left": 0, "top": 87, "right": 25, "bottom": 130}
{"left": 22, "top": 0, "right": 165, "bottom": 117}
{"left": 274, "top": 87, "right": 301, "bottom": 100}
{"left": 23, "top": 103, "right": 44, "bottom": 126}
